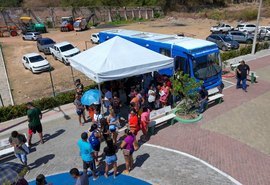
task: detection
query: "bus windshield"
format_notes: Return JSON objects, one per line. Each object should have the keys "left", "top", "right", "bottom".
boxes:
{"left": 193, "top": 52, "right": 221, "bottom": 80}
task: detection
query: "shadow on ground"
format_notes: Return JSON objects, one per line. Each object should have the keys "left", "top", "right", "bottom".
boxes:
{"left": 43, "top": 129, "right": 65, "bottom": 143}
{"left": 29, "top": 154, "right": 55, "bottom": 170}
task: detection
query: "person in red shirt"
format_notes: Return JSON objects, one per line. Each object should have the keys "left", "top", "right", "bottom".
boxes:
{"left": 164, "top": 76, "right": 172, "bottom": 88}
{"left": 128, "top": 109, "right": 139, "bottom": 136}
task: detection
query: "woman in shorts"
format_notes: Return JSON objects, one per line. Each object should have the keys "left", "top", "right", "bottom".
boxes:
{"left": 103, "top": 137, "right": 118, "bottom": 178}
{"left": 120, "top": 129, "right": 135, "bottom": 174}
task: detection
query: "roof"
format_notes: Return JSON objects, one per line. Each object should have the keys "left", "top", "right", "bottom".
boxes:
{"left": 24, "top": 53, "right": 41, "bottom": 58}
{"left": 38, "top": 37, "right": 54, "bottom": 41}
{"left": 100, "top": 29, "right": 216, "bottom": 51}
{"left": 69, "top": 36, "right": 173, "bottom": 83}
{"left": 54, "top": 41, "right": 72, "bottom": 47}
{"left": 24, "top": 32, "right": 40, "bottom": 34}
{"left": 20, "top": 16, "right": 32, "bottom": 20}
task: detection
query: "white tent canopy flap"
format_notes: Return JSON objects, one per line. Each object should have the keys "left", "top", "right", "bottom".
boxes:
{"left": 69, "top": 36, "right": 174, "bottom": 83}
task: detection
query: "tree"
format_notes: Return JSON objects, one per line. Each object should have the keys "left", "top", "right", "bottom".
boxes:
{"left": 170, "top": 71, "right": 203, "bottom": 115}
{"left": 0, "top": 0, "right": 22, "bottom": 7}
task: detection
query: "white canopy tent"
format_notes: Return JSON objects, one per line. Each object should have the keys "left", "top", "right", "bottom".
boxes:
{"left": 69, "top": 36, "right": 174, "bottom": 113}
{"left": 69, "top": 36, "right": 174, "bottom": 83}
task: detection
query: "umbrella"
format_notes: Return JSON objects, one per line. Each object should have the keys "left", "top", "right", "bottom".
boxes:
{"left": 0, "top": 162, "right": 28, "bottom": 185}
{"left": 81, "top": 89, "right": 101, "bottom": 106}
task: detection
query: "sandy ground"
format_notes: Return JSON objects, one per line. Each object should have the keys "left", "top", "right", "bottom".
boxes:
{"left": 1, "top": 16, "right": 270, "bottom": 104}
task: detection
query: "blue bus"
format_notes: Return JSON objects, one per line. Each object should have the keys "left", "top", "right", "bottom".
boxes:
{"left": 99, "top": 29, "right": 222, "bottom": 90}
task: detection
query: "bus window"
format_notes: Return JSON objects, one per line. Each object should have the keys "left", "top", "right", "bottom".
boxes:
{"left": 175, "top": 56, "right": 186, "bottom": 72}
{"left": 160, "top": 48, "right": 171, "bottom": 57}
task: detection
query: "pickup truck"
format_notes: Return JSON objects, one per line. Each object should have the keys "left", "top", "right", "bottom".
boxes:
{"left": 50, "top": 42, "right": 80, "bottom": 65}
{"left": 210, "top": 23, "right": 233, "bottom": 33}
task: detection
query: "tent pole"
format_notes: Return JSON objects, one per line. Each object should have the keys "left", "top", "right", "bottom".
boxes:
{"left": 98, "top": 83, "right": 104, "bottom": 115}
{"left": 70, "top": 66, "right": 75, "bottom": 83}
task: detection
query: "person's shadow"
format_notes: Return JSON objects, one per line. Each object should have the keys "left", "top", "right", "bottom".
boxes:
{"left": 42, "top": 129, "right": 65, "bottom": 143}
{"left": 29, "top": 154, "right": 55, "bottom": 170}
{"left": 117, "top": 153, "right": 150, "bottom": 173}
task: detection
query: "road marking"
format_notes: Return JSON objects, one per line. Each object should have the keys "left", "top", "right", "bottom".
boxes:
{"left": 223, "top": 79, "right": 236, "bottom": 90}
{"left": 144, "top": 143, "right": 242, "bottom": 185}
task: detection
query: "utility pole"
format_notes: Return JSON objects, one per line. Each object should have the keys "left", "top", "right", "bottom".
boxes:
{"left": 49, "top": 66, "right": 56, "bottom": 97}
{"left": 251, "top": 0, "right": 263, "bottom": 55}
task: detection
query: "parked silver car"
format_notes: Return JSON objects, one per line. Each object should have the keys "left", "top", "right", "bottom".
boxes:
{"left": 206, "top": 34, "right": 239, "bottom": 51}
{"left": 236, "top": 23, "right": 256, "bottom": 33}
{"left": 37, "top": 38, "right": 56, "bottom": 55}
{"left": 258, "top": 28, "right": 270, "bottom": 41}
{"left": 227, "top": 31, "right": 254, "bottom": 44}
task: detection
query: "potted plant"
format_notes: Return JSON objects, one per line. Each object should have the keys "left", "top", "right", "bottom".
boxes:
{"left": 170, "top": 71, "right": 203, "bottom": 123}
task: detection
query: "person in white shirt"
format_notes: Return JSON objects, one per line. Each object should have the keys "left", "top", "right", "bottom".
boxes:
{"left": 147, "top": 85, "right": 156, "bottom": 110}
{"left": 103, "top": 88, "right": 112, "bottom": 115}
{"left": 93, "top": 109, "right": 103, "bottom": 127}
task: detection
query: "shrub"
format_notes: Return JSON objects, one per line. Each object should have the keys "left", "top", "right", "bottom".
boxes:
{"left": 239, "top": 45, "right": 252, "bottom": 56}
{"left": 45, "top": 21, "right": 53, "bottom": 28}
{"left": 0, "top": 83, "right": 98, "bottom": 123}
{"left": 263, "top": 42, "right": 270, "bottom": 49}
{"left": 221, "top": 42, "right": 268, "bottom": 63}
{"left": 154, "top": 12, "right": 161, "bottom": 18}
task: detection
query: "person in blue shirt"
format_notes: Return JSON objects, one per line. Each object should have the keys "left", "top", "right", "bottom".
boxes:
{"left": 77, "top": 132, "right": 99, "bottom": 180}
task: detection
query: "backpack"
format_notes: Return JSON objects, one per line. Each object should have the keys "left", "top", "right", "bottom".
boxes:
{"left": 18, "top": 134, "right": 27, "bottom": 143}
{"left": 89, "top": 131, "right": 100, "bottom": 147}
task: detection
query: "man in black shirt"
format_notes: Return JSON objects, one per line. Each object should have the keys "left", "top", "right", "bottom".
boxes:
{"left": 236, "top": 60, "right": 250, "bottom": 92}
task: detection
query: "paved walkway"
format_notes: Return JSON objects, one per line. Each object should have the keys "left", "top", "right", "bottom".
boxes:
{"left": 0, "top": 115, "right": 238, "bottom": 185}
{"left": 0, "top": 47, "right": 13, "bottom": 107}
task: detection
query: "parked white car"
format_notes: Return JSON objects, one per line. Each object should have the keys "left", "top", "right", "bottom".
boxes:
{"left": 22, "top": 32, "right": 42, "bottom": 41}
{"left": 236, "top": 23, "right": 256, "bottom": 33}
{"left": 50, "top": 42, "right": 80, "bottom": 65}
{"left": 22, "top": 53, "right": 51, "bottom": 73}
{"left": 210, "top": 23, "right": 233, "bottom": 33}
{"left": 90, "top": 33, "right": 99, "bottom": 44}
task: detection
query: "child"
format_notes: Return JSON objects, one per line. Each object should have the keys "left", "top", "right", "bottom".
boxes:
{"left": 93, "top": 109, "right": 102, "bottom": 127}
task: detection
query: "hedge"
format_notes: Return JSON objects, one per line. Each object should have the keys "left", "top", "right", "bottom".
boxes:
{"left": 0, "top": 84, "right": 97, "bottom": 123}
{"left": 221, "top": 42, "right": 269, "bottom": 62}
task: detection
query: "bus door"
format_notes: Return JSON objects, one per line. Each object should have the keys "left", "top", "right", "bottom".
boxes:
{"left": 174, "top": 56, "right": 190, "bottom": 76}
